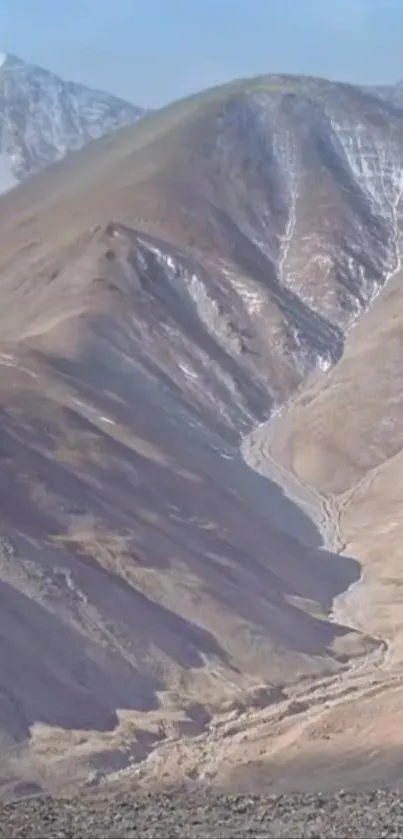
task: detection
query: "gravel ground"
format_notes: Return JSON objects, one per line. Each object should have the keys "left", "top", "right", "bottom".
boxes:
{"left": 1, "top": 789, "right": 403, "bottom": 838}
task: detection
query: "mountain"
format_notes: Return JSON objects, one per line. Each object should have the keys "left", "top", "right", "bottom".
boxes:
{"left": 0, "top": 73, "right": 403, "bottom": 795}
{"left": 0, "top": 52, "right": 145, "bottom": 191}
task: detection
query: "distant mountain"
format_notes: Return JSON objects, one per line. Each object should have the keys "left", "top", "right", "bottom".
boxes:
{"left": 0, "top": 52, "right": 145, "bottom": 192}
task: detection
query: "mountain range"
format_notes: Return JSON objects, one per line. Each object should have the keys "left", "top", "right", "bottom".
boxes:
{"left": 1, "top": 65, "right": 403, "bottom": 797}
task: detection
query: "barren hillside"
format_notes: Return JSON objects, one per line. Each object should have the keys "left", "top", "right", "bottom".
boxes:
{"left": 1, "top": 73, "right": 403, "bottom": 795}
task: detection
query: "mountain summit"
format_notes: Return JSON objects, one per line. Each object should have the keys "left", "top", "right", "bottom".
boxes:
{"left": 0, "top": 52, "right": 145, "bottom": 192}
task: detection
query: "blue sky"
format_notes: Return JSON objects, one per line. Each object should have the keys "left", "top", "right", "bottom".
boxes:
{"left": 0, "top": 0, "right": 402, "bottom": 107}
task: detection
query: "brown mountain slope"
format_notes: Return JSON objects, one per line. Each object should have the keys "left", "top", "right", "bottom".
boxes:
{"left": 235, "top": 265, "right": 403, "bottom": 794}
{"left": 0, "top": 73, "right": 402, "bottom": 793}
{"left": 271, "top": 265, "right": 403, "bottom": 655}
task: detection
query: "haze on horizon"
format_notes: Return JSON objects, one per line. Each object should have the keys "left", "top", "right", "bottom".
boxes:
{"left": 0, "top": 0, "right": 401, "bottom": 108}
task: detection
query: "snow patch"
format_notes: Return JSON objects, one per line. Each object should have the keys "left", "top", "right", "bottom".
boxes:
{"left": 0, "top": 154, "right": 18, "bottom": 194}
{"left": 178, "top": 363, "right": 199, "bottom": 381}
{"left": 0, "top": 53, "right": 6, "bottom": 69}
{"left": 317, "top": 354, "right": 332, "bottom": 373}
{"left": 227, "top": 273, "right": 265, "bottom": 317}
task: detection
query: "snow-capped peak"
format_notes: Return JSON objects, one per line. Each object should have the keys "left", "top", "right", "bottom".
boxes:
{"left": 0, "top": 52, "right": 146, "bottom": 190}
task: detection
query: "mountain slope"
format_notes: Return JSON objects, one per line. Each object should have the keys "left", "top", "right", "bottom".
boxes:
{"left": 0, "top": 73, "right": 402, "bottom": 792}
{"left": 4, "top": 74, "right": 403, "bottom": 397}
{"left": 269, "top": 262, "right": 403, "bottom": 645}
{"left": 0, "top": 53, "right": 145, "bottom": 190}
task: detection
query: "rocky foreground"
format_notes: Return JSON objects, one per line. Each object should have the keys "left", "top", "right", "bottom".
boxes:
{"left": 1, "top": 789, "right": 403, "bottom": 837}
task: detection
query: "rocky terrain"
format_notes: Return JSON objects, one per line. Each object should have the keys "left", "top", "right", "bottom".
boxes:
{"left": 0, "top": 52, "right": 145, "bottom": 191}
{"left": 1, "top": 71, "right": 403, "bottom": 799}
{"left": 1, "top": 788, "right": 403, "bottom": 837}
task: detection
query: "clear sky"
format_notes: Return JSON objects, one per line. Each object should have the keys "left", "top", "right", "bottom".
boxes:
{"left": 0, "top": 0, "right": 402, "bottom": 107}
